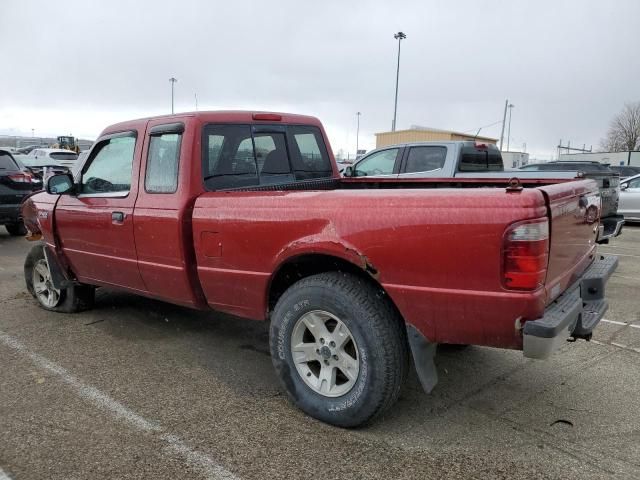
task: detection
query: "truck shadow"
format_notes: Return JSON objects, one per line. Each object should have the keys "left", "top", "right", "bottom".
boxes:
{"left": 88, "top": 287, "right": 531, "bottom": 427}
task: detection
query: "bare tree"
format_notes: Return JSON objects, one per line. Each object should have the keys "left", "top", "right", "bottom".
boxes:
{"left": 600, "top": 102, "right": 640, "bottom": 152}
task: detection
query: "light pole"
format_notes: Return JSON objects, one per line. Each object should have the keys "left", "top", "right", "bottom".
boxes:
{"left": 392, "top": 31, "right": 406, "bottom": 132}
{"left": 356, "top": 112, "right": 361, "bottom": 159}
{"left": 499, "top": 99, "right": 508, "bottom": 151}
{"left": 506, "top": 103, "right": 514, "bottom": 152}
{"left": 169, "top": 77, "right": 178, "bottom": 114}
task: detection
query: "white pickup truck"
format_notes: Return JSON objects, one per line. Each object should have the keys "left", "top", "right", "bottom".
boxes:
{"left": 344, "top": 141, "right": 624, "bottom": 243}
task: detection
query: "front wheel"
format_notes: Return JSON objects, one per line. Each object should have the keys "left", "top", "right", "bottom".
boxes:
{"left": 270, "top": 272, "right": 408, "bottom": 427}
{"left": 24, "top": 244, "right": 95, "bottom": 313}
{"left": 5, "top": 222, "right": 27, "bottom": 236}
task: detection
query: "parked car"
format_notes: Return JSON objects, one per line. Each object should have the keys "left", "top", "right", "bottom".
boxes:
{"left": 14, "top": 154, "right": 69, "bottom": 180}
{"left": 0, "top": 149, "right": 37, "bottom": 235}
{"left": 17, "top": 145, "right": 46, "bottom": 155}
{"left": 21, "top": 111, "right": 617, "bottom": 427}
{"left": 347, "top": 143, "right": 623, "bottom": 243}
{"left": 619, "top": 173, "right": 640, "bottom": 221}
{"left": 610, "top": 165, "right": 640, "bottom": 179}
{"left": 27, "top": 148, "right": 79, "bottom": 169}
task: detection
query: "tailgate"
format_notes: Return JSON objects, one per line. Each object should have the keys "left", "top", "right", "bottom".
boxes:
{"left": 539, "top": 179, "right": 600, "bottom": 305}
{"left": 583, "top": 172, "right": 619, "bottom": 218}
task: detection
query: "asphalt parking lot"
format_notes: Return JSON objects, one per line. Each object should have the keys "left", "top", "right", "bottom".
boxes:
{"left": 1, "top": 227, "right": 639, "bottom": 480}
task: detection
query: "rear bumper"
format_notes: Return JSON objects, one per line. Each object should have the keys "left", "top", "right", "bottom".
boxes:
{"left": 0, "top": 204, "right": 21, "bottom": 224}
{"left": 523, "top": 254, "right": 618, "bottom": 359}
{"left": 597, "top": 215, "right": 625, "bottom": 244}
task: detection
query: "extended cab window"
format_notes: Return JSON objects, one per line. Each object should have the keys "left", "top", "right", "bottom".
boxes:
{"left": 354, "top": 148, "right": 399, "bottom": 176}
{"left": 81, "top": 135, "right": 136, "bottom": 195}
{"left": 405, "top": 146, "right": 446, "bottom": 173}
{"left": 458, "top": 145, "right": 503, "bottom": 172}
{"left": 146, "top": 133, "right": 181, "bottom": 193}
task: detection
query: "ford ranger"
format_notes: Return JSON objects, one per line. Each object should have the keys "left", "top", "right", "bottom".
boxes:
{"left": 20, "top": 111, "right": 617, "bottom": 427}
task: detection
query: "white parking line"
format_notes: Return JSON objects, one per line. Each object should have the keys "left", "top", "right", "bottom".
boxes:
{"left": 601, "top": 319, "right": 640, "bottom": 329}
{"left": 599, "top": 252, "right": 640, "bottom": 258}
{"left": 592, "top": 339, "right": 640, "bottom": 354}
{"left": 0, "top": 467, "right": 12, "bottom": 480}
{"left": 0, "top": 332, "right": 239, "bottom": 480}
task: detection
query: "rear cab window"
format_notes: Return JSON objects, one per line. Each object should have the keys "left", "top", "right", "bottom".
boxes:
{"left": 50, "top": 152, "right": 78, "bottom": 161}
{"left": 202, "top": 124, "right": 332, "bottom": 190}
{"left": 458, "top": 145, "right": 503, "bottom": 172}
{"left": 0, "top": 152, "right": 19, "bottom": 170}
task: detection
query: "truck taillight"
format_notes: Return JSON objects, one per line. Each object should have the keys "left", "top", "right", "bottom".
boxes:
{"left": 502, "top": 218, "right": 549, "bottom": 291}
{"left": 8, "top": 173, "right": 32, "bottom": 183}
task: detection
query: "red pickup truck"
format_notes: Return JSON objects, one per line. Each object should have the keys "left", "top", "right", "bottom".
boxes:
{"left": 21, "top": 111, "right": 617, "bottom": 427}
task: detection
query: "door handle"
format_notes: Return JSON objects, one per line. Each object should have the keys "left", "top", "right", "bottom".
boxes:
{"left": 112, "top": 211, "right": 125, "bottom": 224}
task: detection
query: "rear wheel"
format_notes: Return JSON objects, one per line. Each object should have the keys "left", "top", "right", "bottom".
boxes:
{"left": 5, "top": 222, "right": 27, "bottom": 236}
{"left": 24, "top": 244, "right": 95, "bottom": 313}
{"left": 270, "top": 272, "right": 408, "bottom": 427}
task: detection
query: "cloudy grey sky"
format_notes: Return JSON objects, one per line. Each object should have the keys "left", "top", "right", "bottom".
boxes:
{"left": 1, "top": 0, "right": 639, "bottom": 158}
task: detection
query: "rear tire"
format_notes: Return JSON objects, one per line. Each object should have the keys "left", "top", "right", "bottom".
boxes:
{"left": 5, "top": 222, "right": 27, "bottom": 236}
{"left": 270, "top": 272, "right": 408, "bottom": 427}
{"left": 24, "top": 244, "right": 95, "bottom": 313}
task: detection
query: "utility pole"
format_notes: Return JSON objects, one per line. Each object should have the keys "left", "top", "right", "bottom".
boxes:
{"left": 356, "top": 112, "right": 361, "bottom": 159}
{"left": 499, "top": 99, "right": 508, "bottom": 151}
{"left": 392, "top": 32, "right": 406, "bottom": 132}
{"left": 506, "top": 103, "right": 514, "bottom": 152}
{"left": 169, "top": 77, "right": 178, "bottom": 114}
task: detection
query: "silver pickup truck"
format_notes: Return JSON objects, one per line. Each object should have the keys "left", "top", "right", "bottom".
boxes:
{"left": 344, "top": 141, "right": 624, "bottom": 243}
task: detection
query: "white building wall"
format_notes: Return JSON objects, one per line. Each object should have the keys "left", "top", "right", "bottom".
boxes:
{"left": 559, "top": 151, "right": 640, "bottom": 166}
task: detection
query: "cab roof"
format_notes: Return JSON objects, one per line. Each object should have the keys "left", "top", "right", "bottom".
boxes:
{"left": 101, "top": 111, "right": 324, "bottom": 137}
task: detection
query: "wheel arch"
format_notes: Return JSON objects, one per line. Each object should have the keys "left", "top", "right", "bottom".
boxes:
{"left": 267, "top": 252, "right": 401, "bottom": 323}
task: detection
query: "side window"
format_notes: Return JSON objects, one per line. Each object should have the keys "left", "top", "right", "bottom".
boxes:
{"left": 628, "top": 178, "right": 640, "bottom": 189}
{"left": 146, "top": 133, "right": 181, "bottom": 193}
{"left": 405, "top": 146, "right": 447, "bottom": 173}
{"left": 81, "top": 135, "right": 136, "bottom": 195}
{"left": 354, "top": 149, "right": 399, "bottom": 176}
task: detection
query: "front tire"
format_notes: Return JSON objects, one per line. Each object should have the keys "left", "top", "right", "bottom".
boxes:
{"left": 5, "top": 222, "right": 27, "bottom": 236}
{"left": 24, "top": 244, "right": 95, "bottom": 313}
{"left": 270, "top": 272, "right": 408, "bottom": 427}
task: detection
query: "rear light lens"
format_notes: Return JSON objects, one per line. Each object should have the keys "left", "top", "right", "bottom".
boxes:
{"left": 502, "top": 218, "right": 549, "bottom": 291}
{"left": 8, "top": 173, "right": 32, "bottom": 183}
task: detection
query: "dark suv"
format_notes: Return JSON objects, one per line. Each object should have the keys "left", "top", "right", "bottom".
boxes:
{"left": 0, "top": 149, "right": 36, "bottom": 235}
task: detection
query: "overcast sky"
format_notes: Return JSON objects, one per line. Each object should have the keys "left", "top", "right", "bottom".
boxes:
{"left": 1, "top": 0, "right": 639, "bottom": 159}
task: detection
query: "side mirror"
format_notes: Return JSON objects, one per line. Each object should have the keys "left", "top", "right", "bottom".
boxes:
{"left": 620, "top": 183, "right": 628, "bottom": 191}
{"left": 46, "top": 173, "right": 75, "bottom": 195}
{"left": 343, "top": 166, "right": 354, "bottom": 177}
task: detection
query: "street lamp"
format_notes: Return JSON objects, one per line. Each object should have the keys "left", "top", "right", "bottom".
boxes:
{"left": 169, "top": 77, "right": 178, "bottom": 114}
{"left": 356, "top": 112, "right": 361, "bottom": 159}
{"left": 506, "top": 103, "right": 514, "bottom": 152}
{"left": 392, "top": 31, "right": 406, "bottom": 132}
